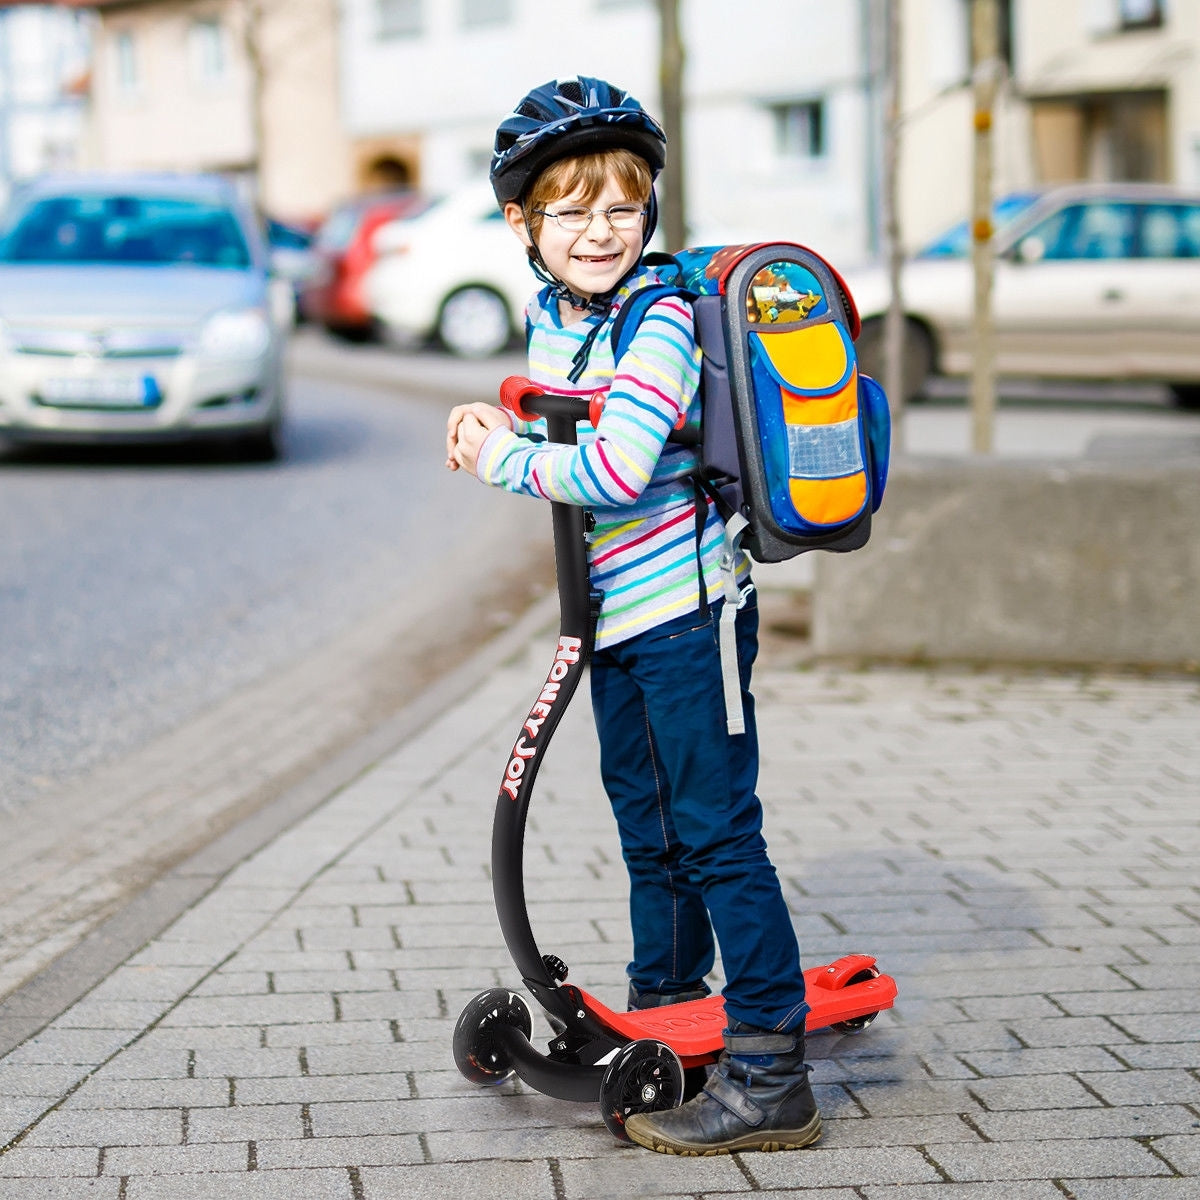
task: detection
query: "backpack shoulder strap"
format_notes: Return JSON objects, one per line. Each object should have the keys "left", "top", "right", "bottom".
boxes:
{"left": 610, "top": 282, "right": 693, "bottom": 364}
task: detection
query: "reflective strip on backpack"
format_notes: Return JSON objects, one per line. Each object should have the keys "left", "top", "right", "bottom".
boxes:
{"left": 786, "top": 417, "right": 865, "bottom": 480}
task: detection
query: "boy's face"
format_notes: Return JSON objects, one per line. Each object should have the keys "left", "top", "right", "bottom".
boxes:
{"left": 505, "top": 178, "right": 645, "bottom": 305}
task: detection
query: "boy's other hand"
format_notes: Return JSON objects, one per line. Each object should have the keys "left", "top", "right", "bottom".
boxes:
{"left": 446, "top": 403, "right": 510, "bottom": 476}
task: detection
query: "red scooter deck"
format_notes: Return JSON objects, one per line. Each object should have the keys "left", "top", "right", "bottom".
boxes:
{"left": 577, "top": 953, "right": 897, "bottom": 1066}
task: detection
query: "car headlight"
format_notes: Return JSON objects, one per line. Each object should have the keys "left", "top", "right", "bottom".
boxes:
{"left": 198, "top": 308, "right": 271, "bottom": 359}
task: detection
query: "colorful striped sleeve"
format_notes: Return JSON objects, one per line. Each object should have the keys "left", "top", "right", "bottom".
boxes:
{"left": 477, "top": 297, "right": 699, "bottom": 506}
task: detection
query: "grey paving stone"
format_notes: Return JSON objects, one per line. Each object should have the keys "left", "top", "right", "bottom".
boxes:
{"left": 184, "top": 1105, "right": 305, "bottom": 1144}
{"left": 123, "top": 1168, "right": 353, "bottom": 1199}
{"left": 958, "top": 1047, "right": 1125, "bottom": 1077}
{"left": 849, "top": 1080, "right": 986, "bottom": 1118}
{"left": 0, "top": 1146, "right": 99, "bottom": 1178}
{"left": 925, "top": 1136, "right": 1169, "bottom": 1181}
{"left": 966, "top": 1073, "right": 1109, "bottom": 1112}
{"left": 747, "top": 1145, "right": 942, "bottom": 1189}
{"left": 252, "top": 1134, "right": 424, "bottom": 1170}
{"left": 263, "top": 1019, "right": 396, "bottom": 1048}
{"left": 100, "top": 1141, "right": 250, "bottom": 1176}
{"left": 1067, "top": 1180, "right": 1200, "bottom": 1200}
{"left": 359, "top": 1160, "right": 556, "bottom": 1200}
{"left": 0, "top": 1181, "right": 121, "bottom": 1198}
{"left": 0, "top": 1064, "right": 91, "bottom": 1097}
{"left": 970, "top": 1102, "right": 1199, "bottom": 1141}
{"left": 1077, "top": 1067, "right": 1200, "bottom": 1106}
{"left": 159, "top": 993, "right": 335, "bottom": 1027}
{"left": 235, "top": 1072, "right": 410, "bottom": 1105}
{"left": 64, "top": 1076, "right": 229, "bottom": 1110}
{"left": 19, "top": 1108, "right": 182, "bottom": 1148}
{"left": 860, "top": 1185, "right": 1074, "bottom": 1200}
{"left": 0, "top": 1029, "right": 132, "bottom": 1065}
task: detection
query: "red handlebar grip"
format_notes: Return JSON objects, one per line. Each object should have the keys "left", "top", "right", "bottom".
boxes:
{"left": 588, "top": 390, "right": 606, "bottom": 429}
{"left": 499, "top": 375, "right": 546, "bottom": 422}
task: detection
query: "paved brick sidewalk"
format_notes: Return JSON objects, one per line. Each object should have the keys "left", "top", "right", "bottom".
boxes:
{"left": 0, "top": 611, "right": 1196, "bottom": 1199}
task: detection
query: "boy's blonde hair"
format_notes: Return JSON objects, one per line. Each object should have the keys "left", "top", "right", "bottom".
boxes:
{"left": 525, "top": 149, "right": 652, "bottom": 242}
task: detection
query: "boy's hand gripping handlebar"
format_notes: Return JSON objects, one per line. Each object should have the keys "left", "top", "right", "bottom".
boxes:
{"left": 500, "top": 375, "right": 692, "bottom": 438}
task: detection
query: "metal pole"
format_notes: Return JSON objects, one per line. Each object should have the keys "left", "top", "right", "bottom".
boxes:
{"left": 657, "top": 0, "right": 687, "bottom": 251}
{"left": 970, "top": 0, "right": 1000, "bottom": 454}
{"left": 880, "top": 0, "right": 905, "bottom": 450}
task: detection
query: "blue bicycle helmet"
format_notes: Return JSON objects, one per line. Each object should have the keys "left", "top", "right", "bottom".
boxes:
{"left": 491, "top": 77, "right": 668, "bottom": 327}
{"left": 490, "top": 76, "right": 667, "bottom": 207}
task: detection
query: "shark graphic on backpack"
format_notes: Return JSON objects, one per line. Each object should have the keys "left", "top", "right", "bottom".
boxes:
{"left": 611, "top": 242, "right": 892, "bottom": 732}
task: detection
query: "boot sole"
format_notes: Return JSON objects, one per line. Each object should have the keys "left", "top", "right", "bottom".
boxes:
{"left": 627, "top": 1111, "right": 822, "bottom": 1156}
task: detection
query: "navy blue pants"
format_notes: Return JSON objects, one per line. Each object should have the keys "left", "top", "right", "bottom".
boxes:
{"left": 589, "top": 593, "right": 809, "bottom": 1032}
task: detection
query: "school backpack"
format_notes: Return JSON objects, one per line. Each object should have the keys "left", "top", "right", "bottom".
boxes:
{"left": 611, "top": 242, "right": 892, "bottom": 732}
{"left": 612, "top": 242, "right": 891, "bottom": 562}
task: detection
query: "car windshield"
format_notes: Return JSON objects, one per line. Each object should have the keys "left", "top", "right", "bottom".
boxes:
{"left": 0, "top": 193, "right": 252, "bottom": 268}
{"left": 916, "top": 193, "right": 1041, "bottom": 258}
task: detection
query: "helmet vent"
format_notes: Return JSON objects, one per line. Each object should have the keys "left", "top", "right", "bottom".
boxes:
{"left": 559, "top": 79, "right": 586, "bottom": 105}
{"left": 517, "top": 100, "right": 547, "bottom": 119}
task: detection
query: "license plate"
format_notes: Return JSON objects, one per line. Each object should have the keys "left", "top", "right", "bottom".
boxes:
{"left": 39, "top": 375, "right": 161, "bottom": 408}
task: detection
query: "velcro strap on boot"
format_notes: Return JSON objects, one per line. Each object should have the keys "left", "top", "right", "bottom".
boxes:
{"left": 703, "top": 1070, "right": 766, "bottom": 1128}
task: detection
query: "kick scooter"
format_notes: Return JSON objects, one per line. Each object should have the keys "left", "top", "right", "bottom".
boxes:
{"left": 452, "top": 376, "right": 898, "bottom": 1140}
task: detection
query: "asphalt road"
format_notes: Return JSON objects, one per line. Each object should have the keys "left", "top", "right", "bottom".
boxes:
{"left": 0, "top": 347, "right": 544, "bottom": 813}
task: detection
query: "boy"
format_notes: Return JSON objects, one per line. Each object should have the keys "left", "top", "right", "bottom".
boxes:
{"left": 445, "top": 76, "right": 819, "bottom": 1156}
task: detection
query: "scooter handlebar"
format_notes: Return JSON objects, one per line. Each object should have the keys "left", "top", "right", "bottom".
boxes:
{"left": 499, "top": 376, "right": 698, "bottom": 445}
{"left": 499, "top": 376, "right": 592, "bottom": 425}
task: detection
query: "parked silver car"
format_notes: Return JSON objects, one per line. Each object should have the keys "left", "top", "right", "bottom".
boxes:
{"left": 846, "top": 183, "right": 1200, "bottom": 408}
{"left": 0, "top": 173, "right": 291, "bottom": 456}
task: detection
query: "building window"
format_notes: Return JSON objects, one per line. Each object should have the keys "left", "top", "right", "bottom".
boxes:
{"left": 1087, "top": 0, "right": 1164, "bottom": 34}
{"left": 377, "top": 0, "right": 423, "bottom": 39}
{"left": 114, "top": 30, "right": 138, "bottom": 96}
{"left": 462, "top": 0, "right": 512, "bottom": 27}
{"left": 188, "top": 18, "right": 227, "bottom": 83}
{"left": 1118, "top": 0, "right": 1163, "bottom": 29}
{"left": 771, "top": 99, "right": 825, "bottom": 160}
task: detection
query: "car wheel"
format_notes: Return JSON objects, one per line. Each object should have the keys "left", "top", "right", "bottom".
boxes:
{"left": 1169, "top": 383, "right": 1200, "bottom": 410}
{"left": 856, "top": 316, "right": 933, "bottom": 405}
{"left": 234, "top": 417, "right": 281, "bottom": 463}
{"left": 437, "top": 287, "right": 513, "bottom": 358}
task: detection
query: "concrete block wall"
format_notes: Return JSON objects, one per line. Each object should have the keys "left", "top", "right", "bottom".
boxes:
{"left": 812, "top": 459, "right": 1200, "bottom": 669}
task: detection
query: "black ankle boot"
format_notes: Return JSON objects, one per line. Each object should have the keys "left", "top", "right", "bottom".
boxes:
{"left": 624, "top": 1020, "right": 821, "bottom": 1155}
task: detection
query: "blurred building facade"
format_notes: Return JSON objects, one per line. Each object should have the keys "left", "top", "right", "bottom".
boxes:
{"left": 898, "top": 0, "right": 1200, "bottom": 249}
{"left": 0, "top": 2, "right": 91, "bottom": 207}
{"left": 62, "top": 0, "right": 353, "bottom": 223}
{"left": 19, "top": 1, "right": 1200, "bottom": 255}
{"left": 337, "top": 0, "right": 879, "bottom": 264}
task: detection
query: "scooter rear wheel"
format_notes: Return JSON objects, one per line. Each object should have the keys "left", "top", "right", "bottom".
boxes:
{"left": 599, "top": 1039, "right": 685, "bottom": 1141}
{"left": 831, "top": 967, "right": 881, "bottom": 1035}
{"left": 453, "top": 989, "right": 534, "bottom": 1085}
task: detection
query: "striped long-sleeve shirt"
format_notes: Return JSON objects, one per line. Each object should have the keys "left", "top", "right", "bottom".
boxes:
{"left": 476, "top": 265, "right": 747, "bottom": 648}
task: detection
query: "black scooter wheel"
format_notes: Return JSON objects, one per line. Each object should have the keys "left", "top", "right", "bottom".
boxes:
{"left": 453, "top": 989, "right": 534, "bottom": 1085}
{"left": 831, "top": 967, "right": 881, "bottom": 1035}
{"left": 599, "top": 1039, "right": 685, "bottom": 1141}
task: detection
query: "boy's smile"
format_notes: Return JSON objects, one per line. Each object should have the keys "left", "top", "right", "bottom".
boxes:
{"left": 507, "top": 181, "right": 646, "bottom": 317}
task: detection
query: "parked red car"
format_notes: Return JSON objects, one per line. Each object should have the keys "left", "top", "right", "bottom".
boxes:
{"left": 298, "top": 192, "right": 429, "bottom": 339}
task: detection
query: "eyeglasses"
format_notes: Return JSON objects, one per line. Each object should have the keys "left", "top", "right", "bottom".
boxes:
{"left": 534, "top": 204, "right": 647, "bottom": 233}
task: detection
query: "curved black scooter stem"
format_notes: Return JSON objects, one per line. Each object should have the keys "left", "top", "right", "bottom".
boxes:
{"left": 489, "top": 400, "right": 607, "bottom": 1025}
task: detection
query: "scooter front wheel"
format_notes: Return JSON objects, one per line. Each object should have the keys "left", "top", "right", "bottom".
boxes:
{"left": 599, "top": 1039, "right": 685, "bottom": 1141}
{"left": 453, "top": 989, "right": 534, "bottom": 1085}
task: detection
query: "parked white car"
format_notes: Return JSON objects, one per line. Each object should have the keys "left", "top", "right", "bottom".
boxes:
{"left": 844, "top": 183, "right": 1200, "bottom": 408}
{"left": 365, "top": 182, "right": 535, "bottom": 358}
